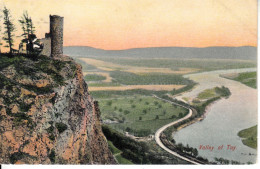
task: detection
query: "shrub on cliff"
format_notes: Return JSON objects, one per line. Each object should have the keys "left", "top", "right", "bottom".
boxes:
{"left": 48, "top": 149, "right": 56, "bottom": 163}
{"left": 55, "top": 122, "right": 68, "bottom": 133}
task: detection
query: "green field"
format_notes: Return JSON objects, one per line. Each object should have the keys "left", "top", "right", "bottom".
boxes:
{"left": 75, "top": 57, "right": 256, "bottom": 89}
{"left": 233, "top": 72, "right": 257, "bottom": 89}
{"left": 92, "top": 57, "right": 256, "bottom": 71}
{"left": 196, "top": 86, "right": 231, "bottom": 101}
{"left": 90, "top": 89, "right": 168, "bottom": 99}
{"left": 110, "top": 71, "right": 193, "bottom": 85}
{"left": 88, "top": 82, "right": 120, "bottom": 87}
{"left": 238, "top": 125, "right": 257, "bottom": 149}
{"left": 100, "top": 96, "right": 188, "bottom": 136}
{"left": 84, "top": 74, "right": 106, "bottom": 81}
{"left": 197, "top": 88, "right": 216, "bottom": 100}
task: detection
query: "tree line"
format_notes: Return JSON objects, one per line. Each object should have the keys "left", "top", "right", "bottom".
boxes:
{"left": 0, "top": 6, "right": 41, "bottom": 55}
{"left": 102, "top": 124, "right": 181, "bottom": 164}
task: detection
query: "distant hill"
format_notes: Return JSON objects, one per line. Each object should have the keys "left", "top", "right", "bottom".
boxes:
{"left": 64, "top": 46, "right": 257, "bottom": 60}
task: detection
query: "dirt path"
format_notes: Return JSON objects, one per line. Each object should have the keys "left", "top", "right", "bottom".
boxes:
{"left": 154, "top": 96, "right": 200, "bottom": 165}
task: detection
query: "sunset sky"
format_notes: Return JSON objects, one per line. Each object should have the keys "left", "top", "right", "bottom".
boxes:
{"left": 0, "top": 0, "right": 257, "bottom": 50}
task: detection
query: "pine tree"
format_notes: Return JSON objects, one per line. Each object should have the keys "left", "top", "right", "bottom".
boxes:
{"left": 29, "top": 17, "right": 35, "bottom": 35}
{"left": 19, "top": 11, "right": 37, "bottom": 54}
{"left": 2, "top": 7, "right": 15, "bottom": 54}
{"left": 19, "top": 14, "right": 27, "bottom": 42}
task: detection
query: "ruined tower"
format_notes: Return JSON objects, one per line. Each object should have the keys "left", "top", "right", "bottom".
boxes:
{"left": 50, "top": 15, "right": 64, "bottom": 57}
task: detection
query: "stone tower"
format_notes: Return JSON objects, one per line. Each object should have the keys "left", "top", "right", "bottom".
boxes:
{"left": 50, "top": 15, "right": 64, "bottom": 57}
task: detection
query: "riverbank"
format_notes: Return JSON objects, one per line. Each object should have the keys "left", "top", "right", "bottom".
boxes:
{"left": 157, "top": 96, "right": 226, "bottom": 164}
{"left": 173, "top": 68, "right": 257, "bottom": 163}
{"left": 175, "top": 98, "right": 222, "bottom": 131}
{"left": 154, "top": 85, "right": 233, "bottom": 164}
{"left": 154, "top": 99, "right": 201, "bottom": 164}
{"left": 220, "top": 71, "right": 257, "bottom": 89}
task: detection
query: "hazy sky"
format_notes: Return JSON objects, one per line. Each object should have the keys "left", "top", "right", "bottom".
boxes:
{"left": 0, "top": 0, "right": 257, "bottom": 50}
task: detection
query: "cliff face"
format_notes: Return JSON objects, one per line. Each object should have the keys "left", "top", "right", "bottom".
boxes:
{"left": 0, "top": 54, "right": 116, "bottom": 164}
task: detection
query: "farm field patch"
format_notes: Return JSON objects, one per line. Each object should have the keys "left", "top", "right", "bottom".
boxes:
{"left": 79, "top": 57, "right": 199, "bottom": 74}
{"left": 221, "top": 72, "right": 257, "bottom": 89}
{"left": 83, "top": 72, "right": 113, "bottom": 83}
{"left": 89, "top": 85, "right": 185, "bottom": 91}
{"left": 100, "top": 96, "right": 188, "bottom": 137}
{"left": 93, "top": 57, "right": 256, "bottom": 72}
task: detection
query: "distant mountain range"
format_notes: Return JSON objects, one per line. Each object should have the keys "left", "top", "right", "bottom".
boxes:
{"left": 64, "top": 46, "right": 257, "bottom": 60}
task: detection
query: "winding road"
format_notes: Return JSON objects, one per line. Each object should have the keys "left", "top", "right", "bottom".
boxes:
{"left": 154, "top": 96, "right": 201, "bottom": 165}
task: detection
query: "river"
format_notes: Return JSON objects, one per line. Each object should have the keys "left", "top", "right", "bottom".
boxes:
{"left": 174, "top": 68, "right": 257, "bottom": 163}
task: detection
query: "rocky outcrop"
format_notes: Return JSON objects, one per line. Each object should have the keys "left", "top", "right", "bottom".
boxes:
{"left": 0, "top": 54, "right": 116, "bottom": 164}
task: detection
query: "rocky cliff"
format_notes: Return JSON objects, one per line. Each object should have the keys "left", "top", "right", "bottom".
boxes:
{"left": 0, "top": 54, "right": 116, "bottom": 164}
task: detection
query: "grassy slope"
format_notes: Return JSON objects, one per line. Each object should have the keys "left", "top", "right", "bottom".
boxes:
{"left": 238, "top": 125, "right": 257, "bottom": 149}
{"left": 107, "top": 141, "right": 121, "bottom": 154}
{"left": 233, "top": 72, "right": 257, "bottom": 89}
{"left": 107, "top": 141, "right": 133, "bottom": 164}
{"left": 115, "top": 154, "right": 133, "bottom": 164}
{"left": 100, "top": 96, "right": 188, "bottom": 136}
{"left": 102, "top": 125, "right": 189, "bottom": 164}
{"left": 197, "top": 88, "right": 216, "bottom": 100}
{"left": 196, "top": 86, "right": 231, "bottom": 101}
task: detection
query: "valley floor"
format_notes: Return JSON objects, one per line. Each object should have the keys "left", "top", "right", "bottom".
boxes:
{"left": 74, "top": 56, "right": 257, "bottom": 164}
